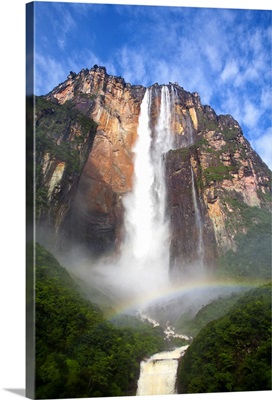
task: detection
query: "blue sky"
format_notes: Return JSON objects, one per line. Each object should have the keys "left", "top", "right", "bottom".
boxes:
{"left": 32, "top": 1, "right": 272, "bottom": 168}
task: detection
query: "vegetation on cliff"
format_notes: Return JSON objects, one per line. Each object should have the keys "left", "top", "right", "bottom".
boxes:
{"left": 35, "top": 96, "right": 97, "bottom": 217}
{"left": 35, "top": 96, "right": 96, "bottom": 170}
{"left": 219, "top": 197, "right": 271, "bottom": 279}
{"left": 35, "top": 243, "right": 165, "bottom": 398}
{"left": 175, "top": 291, "right": 245, "bottom": 337}
{"left": 177, "top": 283, "right": 272, "bottom": 393}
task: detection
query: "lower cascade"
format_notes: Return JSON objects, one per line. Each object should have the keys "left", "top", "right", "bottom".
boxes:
{"left": 136, "top": 346, "right": 189, "bottom": 396}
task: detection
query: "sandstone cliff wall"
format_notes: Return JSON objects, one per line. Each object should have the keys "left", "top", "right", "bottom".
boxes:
{"left": 36, "top": 65, "right": 271, "bottom": 271}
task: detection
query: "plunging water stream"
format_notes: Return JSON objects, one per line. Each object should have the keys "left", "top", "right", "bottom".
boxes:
{"left": 137, "top": 346, "right": 189, "bottom": 396}
{"left": 128, "top": 87, "right": 191, "bottom": 396}
{"left": 119, "top": 85, "right": 175, "bottom": 299}
{"left": 123, "top": 85, "right": 174, "bottom": 262}
{"left": 152, "top": 85, "right": 174, "bottom": 226}
{"left": 122, "top": 87, "right": 155, "bottom": 261}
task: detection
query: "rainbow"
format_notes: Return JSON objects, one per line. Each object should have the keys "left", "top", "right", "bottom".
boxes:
{"left": 104, "top": 276, "right": 268, "bottom": 320}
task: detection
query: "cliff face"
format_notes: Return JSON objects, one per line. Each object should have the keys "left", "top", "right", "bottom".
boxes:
{"left": 35, "top": 97, "right": 97, "bottom": 250}
{"left": 43, "top": 66, "right": 146, "bottom": 254}
{"left": 35, "top": 65, "right": 271, "bottom": 273}
{"left": 166, "top": 147, "right": 218, "bottom": 274}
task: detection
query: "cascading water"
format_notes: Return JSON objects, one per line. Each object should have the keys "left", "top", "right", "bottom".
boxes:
{"left": 122, "top": 87, "right": 155, "bottom": 261}
{"left": 191, "top": 166, "right": 204, "bottom": 269}
{"left": 122, "top": 86, "right": 192, "bottom": 396}
{"left": 88, "top": 85, "right": 176, "bottom": 305}
{"left": 78, "top": 82, "right": 207, "bottom": 306}
{"left": 136, "top": 346, "right": 189, "bottom": 396}
{"left": 118, "top": 85, "right": 175, "bottom": 300}
{"left": 152, "top": 85, "right": 174, "bottom": 223}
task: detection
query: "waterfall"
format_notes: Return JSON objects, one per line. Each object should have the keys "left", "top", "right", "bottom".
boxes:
{"left": 136, "top": 346, "right": 189, "bottom": 396}
{"left": 86, "top": 83, "right": 207, "bottom": 303}
{"left": 122, "top": 87, "right": 155, "bottom": 261}
{"left": 152, "top": 85, "right": 174, "bottom": 222}
{"left": 119, "top": 85, "right": 174, "bottom": 298}
{"left": 191, "top": 166, "right": 204, "bottom": 268}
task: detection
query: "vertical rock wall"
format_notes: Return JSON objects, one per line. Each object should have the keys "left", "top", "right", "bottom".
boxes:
{"left": 37, "top": 65, "right": 271, "bottom": 271}
{"left": 166, "top": 147, "right": 218, "bottom": 276}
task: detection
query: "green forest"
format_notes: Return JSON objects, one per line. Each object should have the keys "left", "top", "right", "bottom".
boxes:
{"left": 175, "top": 291, "right": 245, "bottom": 337}
{"left": 35, "top": 243, "right": 165, "bottom": 398}
{"left": 177, "top": 283, "right": 272, "bottom": 393}
{"left": 30, "top": 66, "right": 271, "bottom": 399}
{"left": 35, "top": 242, "right": 271, "bottom": 398}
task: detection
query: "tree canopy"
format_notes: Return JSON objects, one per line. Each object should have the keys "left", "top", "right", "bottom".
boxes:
{"left": 177, "top": 283, "right": 272, "bottom": 393}
{"left": 35, "top": 243, "right": 165, "bottom": 398}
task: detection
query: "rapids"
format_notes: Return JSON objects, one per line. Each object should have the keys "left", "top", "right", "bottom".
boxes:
{"left": 136, "top": 346, "right": 189, "bottom": 396}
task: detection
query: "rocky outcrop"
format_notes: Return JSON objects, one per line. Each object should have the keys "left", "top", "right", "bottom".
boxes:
{"left": 45, "top": 66, "right": 146, "bottom": 254}
{"left": 35, "top": 96, "right": 97, "bottom": 250}
{"left": 36, "top": 65, "right": 271, "bottom": 272}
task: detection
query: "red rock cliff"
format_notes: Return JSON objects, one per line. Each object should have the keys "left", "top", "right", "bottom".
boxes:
{"left": 36, "top": 65, "right": 271, "bottom": 273}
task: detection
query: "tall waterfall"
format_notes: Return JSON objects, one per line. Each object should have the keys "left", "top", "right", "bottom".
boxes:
{"left": 122, "top": 88, "right": 155, "bottom": 261}
{"left": 152, "top": 85, "right": 174, "bottom": 223}
{"left": 191, "top": 166, "right": 204, "bottom": 269}
{"left": 85, "top": 83, "right": 208, "bottom": 304}
{"left": 120, "top": 85, "right": 174, "bottom": 297}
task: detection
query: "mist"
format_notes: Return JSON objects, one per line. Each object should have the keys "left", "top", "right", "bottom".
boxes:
{"left": 51, "top": 84, "right": 244, "bottom": 332}
{"left": 60, "top": 85, "right": 175, "bottom": 310}
{"left": 41, "top": 83, "right": 249, "bottom": 335}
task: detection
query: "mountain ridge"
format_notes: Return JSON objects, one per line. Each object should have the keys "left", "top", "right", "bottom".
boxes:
{"left": 35, "top": 65, "right": 271, "bottom": 278}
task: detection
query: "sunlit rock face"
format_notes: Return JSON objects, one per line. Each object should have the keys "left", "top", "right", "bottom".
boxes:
{"left": 37, "top": 65, "right": 271, "bottom": 270}
{"left": 44, "top": 66, "right": 146, "bottom": 253}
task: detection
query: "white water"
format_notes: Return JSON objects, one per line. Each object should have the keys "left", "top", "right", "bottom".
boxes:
{"left": 152, "top": 85, "right": 174, "bottom": 225}
{"left": 137, "top": 346, "right": 189, "bottom": 396}
{"left": 118, "top": 86, "right": 174, "bottom": 300}
{"left": 123, "top": 85, "right": 174, "bottom": 262}
{"left": 122, "top": 87, "right": 155, "bottom": 261}
{"left": 191, "top": 166, "right": 204, "bottom": 269}
{"left": 73, "top": 85, "right": 176, "bottom": 306}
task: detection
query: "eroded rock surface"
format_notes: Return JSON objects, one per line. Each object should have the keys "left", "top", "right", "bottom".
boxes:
{"left": 35, "top": 65, "right": 271, "bottom": 271}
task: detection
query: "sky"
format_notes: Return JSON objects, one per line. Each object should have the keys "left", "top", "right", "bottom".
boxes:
{"left": 0, "top": 2, "right": 271, "bottom": 398}
{"left": 31, "top": 0, "right": 272, "bottom": 168}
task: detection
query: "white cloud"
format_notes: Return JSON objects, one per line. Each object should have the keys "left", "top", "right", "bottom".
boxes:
{"left": 57, "top": 39, "right": 65, "bottom": 50}
{"left": 261, "top": 88, "right": 272, "bottom": 111}
{"left": 118, "top": 47, "right": 148, "bottom": 85}
{"left": 203, "top": 44, "right": 223, "bottom": 72}
{"left": 67, "top": 50, "right": 101, "bottom": 73}
{"left": 35, "top": 53, "right": 67, "bottom": 94}
{"left": 221, "top": 60, "right": 240, "bottom": 83}
{"left": 249, "top": 30, "right": 263, "bottom": 56}
{"left": 219, "top": 89, "right": 243, "bottom": 122}
{"left": 242, "top": 100, "right": 263, "bottom": 129}
{"left": 33, "top": 3, "right": 271, "bottom": 175}
{"left": 242, "top": 64, "right": 259, "bottom": 81}
{"left": 52, "top": 3, "right": 76, "bottom": 50}
{"left": 252, "top": 128, "right": 272, "bottom": 169}
{"left": 34, "top": 48, "right": 118, "bottom": 95}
